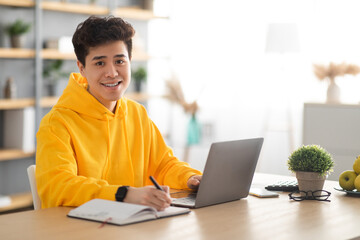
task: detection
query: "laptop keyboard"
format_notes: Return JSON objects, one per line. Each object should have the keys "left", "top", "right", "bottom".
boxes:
{"left": 171, "top": 193, "right": 196, "bottom": 205}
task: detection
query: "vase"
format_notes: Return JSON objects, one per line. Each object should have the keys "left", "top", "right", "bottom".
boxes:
{"left": 134, "top": 81, "right": 142, "bottom": 92}
{"left": 296, "top": 171, "right": 326, "bottom": 196}
{"left": 326, "top": 78, "right": 340, "bottom": 103}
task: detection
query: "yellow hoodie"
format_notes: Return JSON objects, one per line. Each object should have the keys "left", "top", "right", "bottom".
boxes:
{"left": 36, "top": 73, "right": 202, "bottom": 208}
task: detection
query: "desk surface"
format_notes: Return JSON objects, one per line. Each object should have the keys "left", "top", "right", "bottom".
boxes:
{"left": 1, "top": 173, "right": 360, "bottom": 240}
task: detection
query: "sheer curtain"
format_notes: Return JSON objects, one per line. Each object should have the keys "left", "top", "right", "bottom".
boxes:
{"left": 148, "top": 0, "right": 360, "bottom": 174}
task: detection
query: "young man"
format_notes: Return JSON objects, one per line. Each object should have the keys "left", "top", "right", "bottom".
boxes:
{"left": 36, "top": 16, "right": 202, "bottom": 210}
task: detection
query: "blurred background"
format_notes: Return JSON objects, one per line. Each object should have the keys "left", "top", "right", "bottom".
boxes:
{"left": 1, "top": 0, "right": 360, "bottom": 212}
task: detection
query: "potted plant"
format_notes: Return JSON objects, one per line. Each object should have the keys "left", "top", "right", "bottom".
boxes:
{"left": 5, "top": 19, "right": 31, "bottom": 48}
{"left": 132, "top": 67, "right": 147, "bottom": 92}
{"left": 287, "top": 145, "right": 334, "bottom": 193}
{"left": 43, "top": 60, "right": 69, "bottom": 96}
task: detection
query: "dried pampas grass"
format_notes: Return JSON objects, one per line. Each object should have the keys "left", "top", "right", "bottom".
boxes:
{"left": 165, "top": 78, "right": 198, "bottom": 115}
{"left": 313, "top": 62, "right": 360, "bottom": 81}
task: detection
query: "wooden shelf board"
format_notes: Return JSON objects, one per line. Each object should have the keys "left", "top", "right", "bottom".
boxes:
{"left": 0, "top": 192, "right": 33, "bottom": 213}
{"left": 0, "top": 98, "right": 34, "bottom": 109}
{"left": 0, "top": 48, "right": 35, "bottom": 59}
{"left": 42, "top": 1, "right": 108, "bottom": 15}
{"left": 132, "top": 49, "right": 150, "bottom": 61}
{"left": 0, "top": 94, "right": 156, "bottom": 110}
{"left": 0, "top": 48, "right": 149, "bottom": 61}
{"left": 0, "top": 149, "right": 35, "bottom": 162}
{"left": 0, "top": 0, "right": 34, "bottom": 7}
{"left": 42, "top": 49, "right": 76, "bottom": 60}
{"left": 40, "top": 96, "right": 59, "bottom": 108}
{"left": 114, "top": 7, "right": 164, "bottom": 20}
{"left": 0, "top": 97, "right": 59, "bottom": 109}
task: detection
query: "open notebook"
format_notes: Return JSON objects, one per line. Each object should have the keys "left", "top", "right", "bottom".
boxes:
{"left": 67, "top": 199, "right": 190, "bottom": 226}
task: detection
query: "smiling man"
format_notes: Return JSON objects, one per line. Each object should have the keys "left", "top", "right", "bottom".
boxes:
{"left": 35, "top": 16, "right": 202, "bottom": 210}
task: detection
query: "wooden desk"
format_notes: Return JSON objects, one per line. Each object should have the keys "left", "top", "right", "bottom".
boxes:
{"left": 1, "top": 173, "right": 360, "bottom": 240}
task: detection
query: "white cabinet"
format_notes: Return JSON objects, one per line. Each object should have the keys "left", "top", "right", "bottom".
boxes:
{"left": 303, "top": 103, "right": 360, "bottom": 180}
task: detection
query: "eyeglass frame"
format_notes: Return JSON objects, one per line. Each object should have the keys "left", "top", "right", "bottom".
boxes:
{"left": 288, "top": 190, "right": 331, "bottom": 202}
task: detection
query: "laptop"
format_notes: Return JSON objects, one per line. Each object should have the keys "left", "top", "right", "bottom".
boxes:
{"left": 171, "top": 137, "right": 263, "bottom": 208}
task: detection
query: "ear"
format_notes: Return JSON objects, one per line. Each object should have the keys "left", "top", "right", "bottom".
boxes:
{"left": 77, "top": 60, "right": 86, "bottom": 77}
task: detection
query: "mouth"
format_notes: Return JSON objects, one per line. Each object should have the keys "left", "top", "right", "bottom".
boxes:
{"left": 101, "top": 81, "right": 122, "bottom": 87}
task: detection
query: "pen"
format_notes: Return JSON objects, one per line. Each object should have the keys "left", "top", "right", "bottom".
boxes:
{"left": 149, "top": 176, "right": 164, "bottom": 192}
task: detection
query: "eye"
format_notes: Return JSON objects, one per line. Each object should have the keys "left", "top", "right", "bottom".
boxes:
{"left": 115, "top": 59, "right": 124, "bottom": 64}
{"left": 95, "top": 61, "right": 104, "bottom": 66}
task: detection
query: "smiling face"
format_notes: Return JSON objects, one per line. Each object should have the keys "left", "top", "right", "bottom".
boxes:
{"left": 77, "top": 40, "right": 131, "bottom": 112}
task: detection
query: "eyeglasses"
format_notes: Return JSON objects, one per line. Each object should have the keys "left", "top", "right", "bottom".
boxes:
{"left": 288, "top": 190, "right": 331, "bottom": 202}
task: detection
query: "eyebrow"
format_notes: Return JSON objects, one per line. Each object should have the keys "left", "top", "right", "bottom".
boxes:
{"left": 91, "top": 54, "right": 127, "bottom": 61}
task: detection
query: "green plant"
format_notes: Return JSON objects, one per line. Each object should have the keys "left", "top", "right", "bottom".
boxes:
{"left": 5, "top": 19, "right": 31, "bottom": 36}
{"left": 43, "top": 60, "right": 69, "bottom": 85}
{"left": 287, "top": 145, "right": 334, "bottom": 176}
{"left": 132, "top": 67, "right": 147, "bottom": 83}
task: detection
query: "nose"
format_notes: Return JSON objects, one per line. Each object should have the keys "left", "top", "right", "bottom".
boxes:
{"left": 105, "top": 63, "right": 119, "bottom": 78}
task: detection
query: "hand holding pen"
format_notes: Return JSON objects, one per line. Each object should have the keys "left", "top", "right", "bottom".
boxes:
{"left": 149, "top": 176, "right": 171, "bottom": 211}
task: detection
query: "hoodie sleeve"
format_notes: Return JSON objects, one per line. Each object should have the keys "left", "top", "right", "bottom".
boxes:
{"left": 36, "top": 114, "right": 119, "bottom": 208}
{"left": 147, "top": 119, "right": 202, "bottom": 189}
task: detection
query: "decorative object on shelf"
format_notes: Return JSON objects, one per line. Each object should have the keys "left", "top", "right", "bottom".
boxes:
{"left": 44, "top": 39, "right": 59, "bottom": 49}
{"left": 43, "top": 60, "right": 69, "bottom": 96}
{"left": 313, "top": 62, "right": 360, "bottom": 103}
{"left": 142, "top": 0, "right": 154, "bottom": 10}
{"left": 5, "top": 19, "right": 31, "bottom": 48}
{"left": 166, "top": 78, "right": 200, "bottom": 162}
{"left": 89, "top": 0, "right": 97, "bottom": 5}
{"left": 4, "top": 77, "right": 17, "bottom": 99}
{"left": 132, "top": 66, "right": 147, "bottom": 92}
{"left": 287, "top": 145, "right": 334, "bottom": 194}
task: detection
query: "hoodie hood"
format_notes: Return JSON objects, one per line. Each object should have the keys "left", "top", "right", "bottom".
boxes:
{"left": 54, "top": 73, "right": 127, "bottom": 121}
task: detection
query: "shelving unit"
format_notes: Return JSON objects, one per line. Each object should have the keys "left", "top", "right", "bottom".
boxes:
{"left": 0, "top": 0, "right": 162, "bottom": 213}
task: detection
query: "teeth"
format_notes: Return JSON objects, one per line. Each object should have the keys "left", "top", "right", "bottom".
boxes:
{"left": 103, "top": 81, "right": 121, "bottom": 87}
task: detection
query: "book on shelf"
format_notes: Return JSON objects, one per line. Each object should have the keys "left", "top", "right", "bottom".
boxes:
{"left": 4, "top": 107, "right": 35, "bottom": 153}
{"left": 0, "top": 195, "right": 11, "bottom": 208}
{"left": 67, "top": 199, "right": 190, "bottom": 226}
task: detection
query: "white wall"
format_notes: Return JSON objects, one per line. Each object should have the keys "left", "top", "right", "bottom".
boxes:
{"left": 147, "top": 0, "right": 360, "bottom": 176}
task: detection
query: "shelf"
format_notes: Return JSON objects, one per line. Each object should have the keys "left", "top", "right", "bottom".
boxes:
{"left": 40, "top": 96, "right": 59, "bottom": 108}
{"left": 0, "top": 192, "right": 33, "bottom": 213}
{"left": 0, "top": 98, "right": 34, "bottom": 109}
{"left": 41, "top": 1, "right": 108, "bottom": 15}
{"left": 0, "top": 48, "right": 149, "bottom": 61}
{"left": 0, "top": 149, "right": 35, "bottom": 162}
{"left": 0, "top": 0, "right": 34, "bottom": 7}
{"left": 0, "top": 48, "right": 35, "bottom": 59}
{"left": 114, "top": 7, "right": 165, "bottom": 20}
{"left": 42, "top": 49, "right": 76, "bottom": 60}
{"left": 0, "top": 1, "right": 165, "bottom": 20}
{"left": 0, "top": 48, "right": 75, "bottom": 60}
{"left": 0, "top": 97, "right": 63, "bottom": 109}
{"left": 0, "top": 94, "right": 158, "bottom": 110}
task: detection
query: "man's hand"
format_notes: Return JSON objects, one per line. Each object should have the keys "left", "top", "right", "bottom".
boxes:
{"left": 124, "top": 186, "right": 172, "bottom": 211}
{"left": 187, "top": 175, "right": 202, "bottom": 189}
